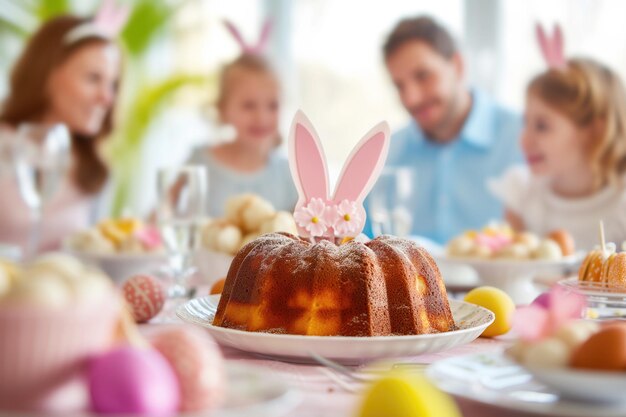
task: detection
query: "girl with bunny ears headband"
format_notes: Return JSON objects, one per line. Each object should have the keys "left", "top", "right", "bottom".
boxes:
{"left": 185, "top": 19, "right": 299, "bottom": 217}
{"left": 290, "top": 111, "right": 390, "bottom": 240}
{"left": 488, "top": 23, "right": 626, "bottom": 249}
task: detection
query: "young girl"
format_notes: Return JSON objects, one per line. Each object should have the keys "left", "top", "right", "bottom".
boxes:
{"left": 187, "top": 51, "right": 297, "bottom": 217}
{"left": 490, "top": 58, "right": 626, "bottom": 249}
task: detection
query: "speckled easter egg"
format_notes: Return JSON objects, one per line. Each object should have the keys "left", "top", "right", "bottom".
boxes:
{"left": 122, "top": 275, "right": 166, "bottom": 323}
{"left": 151, "top": 327, "right": 225, "bottom": 412}
{"left": 88, "top": 346, "right": 180, "bottom": 416}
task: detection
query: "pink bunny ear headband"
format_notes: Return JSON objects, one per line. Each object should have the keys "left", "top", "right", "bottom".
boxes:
{"left": 64, "top": 0, "right": 130, "bottom": 45}
{"left": 223, "top": 19, "right": 272, "bottom": 55}
{"left": 536, "top": 22, "right": 566, "bottom": 70}
{"left": 289, "top": 110, "right": 390, "bottom": 240}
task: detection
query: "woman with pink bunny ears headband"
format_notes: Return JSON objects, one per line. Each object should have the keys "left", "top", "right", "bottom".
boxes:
{"left": 0, "top": 2, "right": 127, "bottom": 253}
{"left": 488, "top": 22, "right": 626, "bottom": 249}
{"left": 186, "top": 19, "right": 299, "bottom": 217}
{"left": 290, "top": 110, "right": 390, "bottom": 241}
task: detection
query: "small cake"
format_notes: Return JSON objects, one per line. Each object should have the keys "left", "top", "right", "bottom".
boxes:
{"left": 0, "top": 254, "right": 120, "bottom": 411}
{"left": 578, "top": 241, "right": 626, "bottom": 289}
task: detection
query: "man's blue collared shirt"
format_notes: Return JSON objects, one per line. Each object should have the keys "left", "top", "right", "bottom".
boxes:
{"left": 367, "top": 90, "right": 523, "bottom": 244}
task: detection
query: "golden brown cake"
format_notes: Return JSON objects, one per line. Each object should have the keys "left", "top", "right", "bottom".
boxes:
{"left": 213, "top": 232, "right": 455, "bottom": 336}
{"left": 579, "top": 249, "right": 626, "bottom": 288}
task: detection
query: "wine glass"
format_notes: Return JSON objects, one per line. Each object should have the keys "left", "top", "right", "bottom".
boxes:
{"left": 368, "top": 167, "right": 414, "bottom": 237}
{"left": 156, "top": 165, "right": 207, "bottom": 298}
{"left": 12, "top": 123, "right": 71, "bottom": 256}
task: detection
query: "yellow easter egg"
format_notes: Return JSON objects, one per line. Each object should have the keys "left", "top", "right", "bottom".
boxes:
{"left": 357, "top": 373, "right": 460, "bottom": 417}
{"left": 464, "top": 286, "right": 515, "bottom": 337}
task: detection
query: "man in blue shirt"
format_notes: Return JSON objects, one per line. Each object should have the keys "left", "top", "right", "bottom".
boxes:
{"left": 368, "top": 16, "right": 523, "bottom": 244}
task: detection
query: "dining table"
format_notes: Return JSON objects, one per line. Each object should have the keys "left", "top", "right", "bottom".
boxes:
{"left": 151, "top": 295, "right": 547, "bottom": 417}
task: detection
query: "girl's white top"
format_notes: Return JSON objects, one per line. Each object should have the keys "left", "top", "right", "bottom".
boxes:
{"left": 489, "top": 165, "right": 626, "bottom": 250}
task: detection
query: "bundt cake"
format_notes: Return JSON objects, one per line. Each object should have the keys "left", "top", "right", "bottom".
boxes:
{"left": 213, "top": 232, "right": 455, "bottom": 336}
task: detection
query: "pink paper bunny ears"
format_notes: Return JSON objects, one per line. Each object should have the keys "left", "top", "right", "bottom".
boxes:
{"left": 223, "top": 19, "right": 272, "bottom": 55}
{"left": 289, "top": 111, "right": 390, "bottom": 239}
{"left": 536, "top": 23, "right": 566, "bottom": 70}
{"left": 65, "top": 0, "right": 130, "bottom": 45}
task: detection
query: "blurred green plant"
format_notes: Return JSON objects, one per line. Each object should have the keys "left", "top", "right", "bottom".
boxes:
{"left": 0, "top": 0, "right": 214, "bottom": 216}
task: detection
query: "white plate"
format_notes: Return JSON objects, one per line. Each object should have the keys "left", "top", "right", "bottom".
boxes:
{"left": 0, "top": 363, "right": 301, "bottom": 417}
{"left": 64, "top": 249, "right": 168, "bottom": 284}
{"left": 435, "top": 253, "right": 585, "bottom": 303}
{"left": 427, "top": 352, "right": 626, "bottom": 417}
{"left": 176, "top": 295, "right": 494, "bottom": 365}
{"left": 524, "top": 365, "right": 626, "bottom": 404}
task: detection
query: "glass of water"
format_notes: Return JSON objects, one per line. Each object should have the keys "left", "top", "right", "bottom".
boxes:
{"left": 12, "top": 123, "right": 71, "bottom": 256}
{"left": 156, "top": 165, "right": 207, "bottom": 298}
{"left": 368, "top": 167, "right": 414, "bottom": 237}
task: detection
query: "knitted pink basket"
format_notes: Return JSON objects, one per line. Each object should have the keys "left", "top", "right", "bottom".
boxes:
{"left": 0, "top": 292, "right": 120, "bottom": 410}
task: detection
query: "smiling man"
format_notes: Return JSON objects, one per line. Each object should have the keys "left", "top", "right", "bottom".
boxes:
{"left": 379, "top": 16, "right": 523, "bottom": 244}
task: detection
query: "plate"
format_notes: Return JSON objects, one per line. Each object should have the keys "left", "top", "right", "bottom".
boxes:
{"left": 435, "top": 253, "right": 585, "bottom": 303}
{"left": 427, "top": 352, "right": 626, "bottom": 417}
{"left": 176, "top": 295, "right": 494, "bottom": 365}
{"left": 524, "top": 365, "right": 626, "bottom": 404}
{"left": 0, "top": 363, "right": 301, "bottom": 417}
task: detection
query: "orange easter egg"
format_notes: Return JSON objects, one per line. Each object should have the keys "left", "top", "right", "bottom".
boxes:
{"left": 570, "top": 325, "right": 626, "bottom": 371}
{"left": 210, "top": 278, "right": 226, "bottom": 295}
{"left": 548, "top": 229, "right": 576, "bottom": 256}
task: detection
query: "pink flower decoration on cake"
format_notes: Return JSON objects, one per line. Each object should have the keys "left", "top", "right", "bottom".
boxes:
{"left": 332, "top": 200, "right": 363, "bottom": 237}
{"left": 294, "top": 198, "right": 334, "bottom": 237}
{"left": 512, "top": 286, "right": 586, "bottom": 342}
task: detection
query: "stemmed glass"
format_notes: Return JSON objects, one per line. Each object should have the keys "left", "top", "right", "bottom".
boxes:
{"left": 156, "top": 165, "right": 207, "bottom": 298}
{"left": 12, "top": 123, "right": 71, "bottom": 256}
{"left": 368, "top": 167, "right": 414, "bottom": 237}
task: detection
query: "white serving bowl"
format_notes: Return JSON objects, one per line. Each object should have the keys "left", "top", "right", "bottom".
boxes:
{"left": 65, "top": 249, "right": 168, "bottom": 284}
{"left": 434, "top": 253, "right": 585, "bottom": 303}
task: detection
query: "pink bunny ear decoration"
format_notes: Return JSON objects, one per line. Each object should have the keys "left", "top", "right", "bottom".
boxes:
{"left": 223, "top": 19, "right": 273, "bottom": 55}
{"left": 535, "top": 23, "right": 566, "bottom": 70}
{"left": 65, "top": 0, "right": 130, "bottom": 45}
{"left": 289, "top": 110, "right": 390, "bottom": 239}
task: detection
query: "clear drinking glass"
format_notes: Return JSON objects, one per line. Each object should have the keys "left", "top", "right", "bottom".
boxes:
{"left": 12, "top": 123, "right": 71, "bottom": 256}
{"left": 156, "top": 165, "right": 207, "bottom": 298}
{"left": 368, "top": 167, "right": 414, "bottom": 237}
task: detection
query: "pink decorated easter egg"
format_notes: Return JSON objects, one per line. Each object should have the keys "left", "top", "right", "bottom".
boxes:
{"left": 122, "top": 275, "right": 165, "bottom": 323}
{"left": 152, "top": 327, "right": 225, "bottom": 412}
{"left": 88, "top": 346, "right": 180, "bottom": 416}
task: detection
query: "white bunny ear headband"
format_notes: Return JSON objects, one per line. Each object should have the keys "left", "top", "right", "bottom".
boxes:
{"left": 535, "top": 22, "right": 566, "bottom": 70}
{"left": 223, "top": 19, "right": 272, "bottom": 55}
{"left": 289, "top": 110, "right": 390, "bottom": 240}
{"left": 64, "top": 0, "right": 130, "bottom": 45}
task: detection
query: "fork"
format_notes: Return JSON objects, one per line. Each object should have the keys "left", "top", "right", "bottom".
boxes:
{"left": 309, "top": 352, "right": 428, "bottom": 393}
